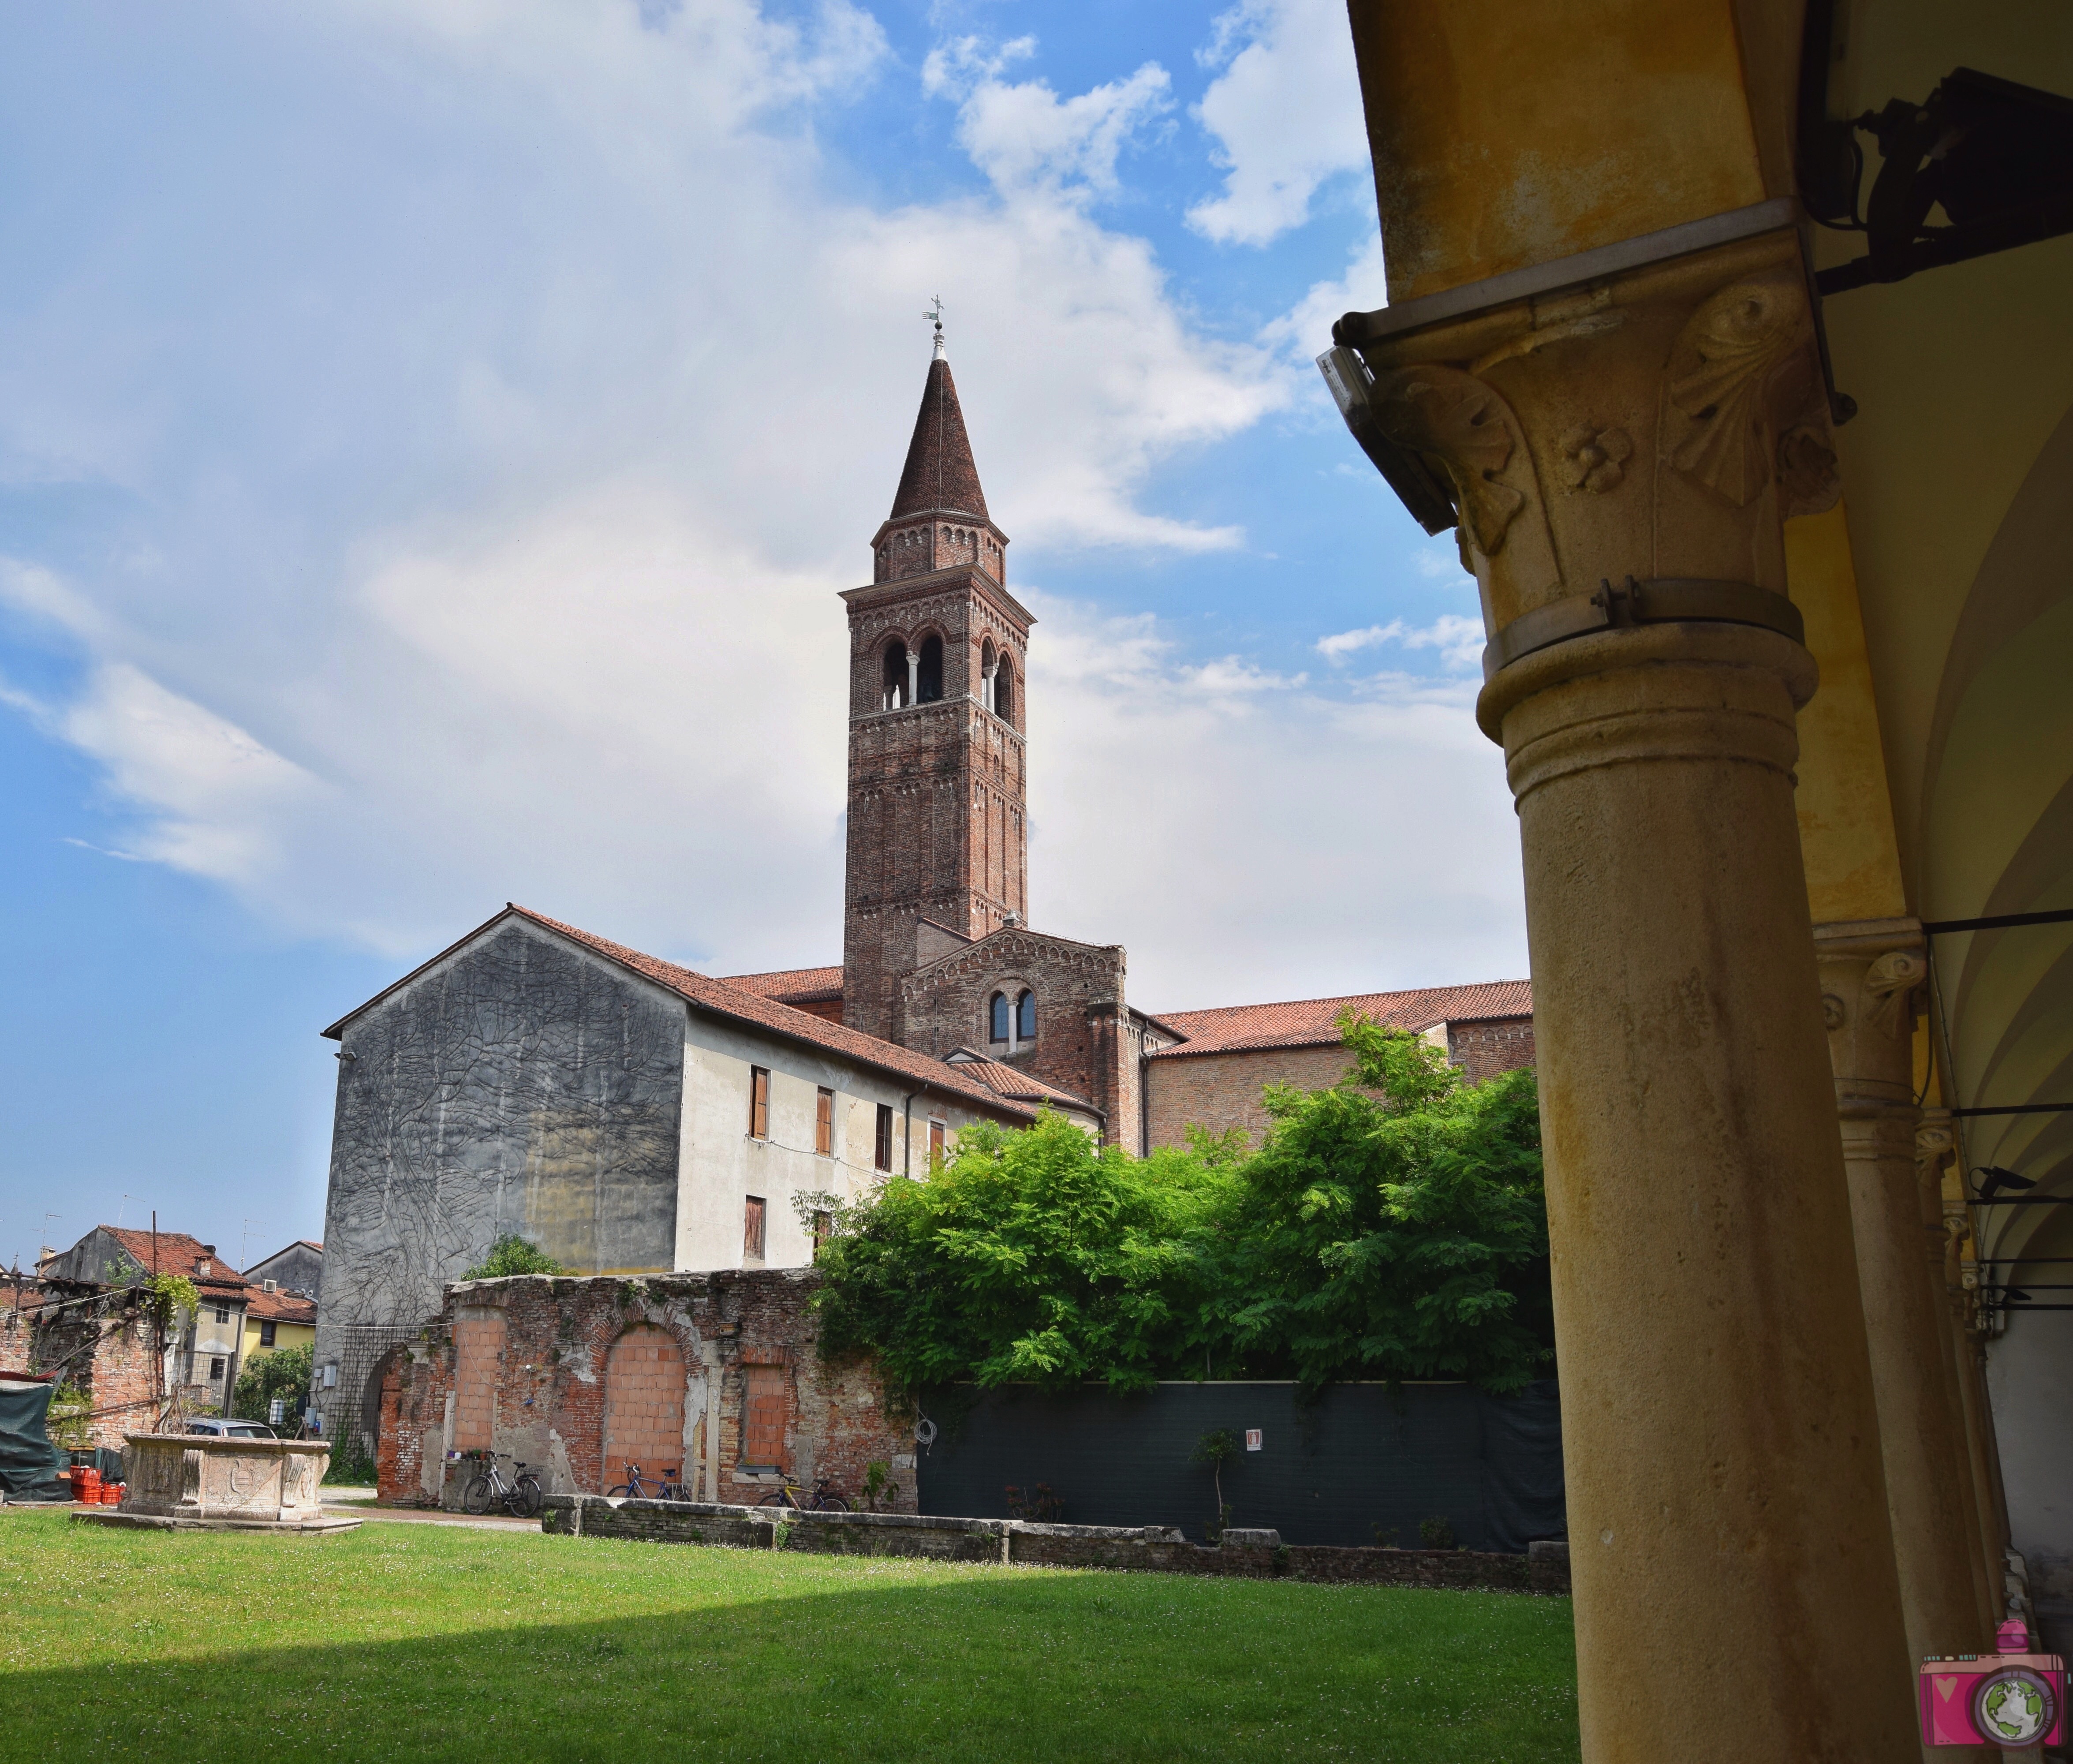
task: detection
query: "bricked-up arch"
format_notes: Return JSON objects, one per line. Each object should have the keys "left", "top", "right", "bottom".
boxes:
{"left": 451, "top": 1310, "right": 506, "bottom": 1452}
{"left": 740, "top": 1360, "right": 789, "bottom": 1472}
{"left": 601, "top": 1323, "right": 687, "bottom": 1491}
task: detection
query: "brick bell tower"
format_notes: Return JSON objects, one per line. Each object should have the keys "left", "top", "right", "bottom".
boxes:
{"left": 840, "top": 325, "right": 1032, "bottom": 1042}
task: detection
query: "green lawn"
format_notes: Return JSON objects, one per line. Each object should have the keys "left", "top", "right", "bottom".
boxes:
{"left": 0, "top": 1510, "right": 1580, "bottom": 1761}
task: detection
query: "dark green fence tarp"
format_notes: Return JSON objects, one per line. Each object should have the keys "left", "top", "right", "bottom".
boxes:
{"left": 0, "top": 1378, "right": 71, "bottom": 1501}
{"left": 916, "top": 1379, "right": 1564, "bottom": 1551}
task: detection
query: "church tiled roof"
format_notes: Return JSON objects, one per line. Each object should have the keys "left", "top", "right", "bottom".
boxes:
{"left": 719, "top": 965, "right": 844, "bottom": 1005}
{"left": 943, "top": 1050, "right": 1102, "bottom": 1117}
{"left": 889, "top": 356, "right": 989, "bottom": 521}
{"left": 1147, "top": 980, "right": 1532, "bottom": 1058}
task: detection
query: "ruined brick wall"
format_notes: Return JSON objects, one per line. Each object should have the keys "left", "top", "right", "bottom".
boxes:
{"left": 842, "top": 570, "right": 1030, "bottom": 1043}
{"left": 1143, "top": 1043, "right": 1356, "bottom": 1151}
{"left": 1447, "top": 1017, "right": 1536, "bottom": 1084}
{"left": 0, "top": 1277, "right": 40, "bottom": 1375}
{"left": 6, "top": 1281, "right": 165, "bottom": 1449}
{"left": 377, "top": 1270, "right": 910, "bottom": 1513}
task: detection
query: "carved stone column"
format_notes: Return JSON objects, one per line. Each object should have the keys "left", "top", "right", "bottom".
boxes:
{"left": 1930, "top": 1111, "right": 2016, "bottom": 1617}
{"left": 1816, "top": 920, "right": 1993, "bottom": 1722}
{"left": 1346, "top": 230, "right": 1916, "bottom": 1760}
{"left": 1916, "top": 1110, "right": 2004, "bottom": 1632}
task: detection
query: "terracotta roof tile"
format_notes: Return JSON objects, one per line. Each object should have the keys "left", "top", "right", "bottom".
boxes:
{"left": 1148, "top": 980, "right": 1532, "bottom": 1058}
{"left": 719, "top": 965, "right": 845, "bottom": 1004}
{"left": 943, "top": 1051, "right": 1101, "bottom": 1115}
{"left": 245, "top": 1286, "right": 317, "bottom": 1324}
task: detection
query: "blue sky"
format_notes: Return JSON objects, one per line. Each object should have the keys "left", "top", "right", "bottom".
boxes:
{"left": 0, "top": 0, "right": 1524, "bottom": 1270}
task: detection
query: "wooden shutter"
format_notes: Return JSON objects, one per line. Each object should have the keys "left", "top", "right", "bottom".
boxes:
{"left": 815, "top": 1087, "right": 833, "bottom": 1155}
{"left": 749, "top": 1066, "right": 770, "bottom": 1139}
{"left": 875, "top": 1103, "right": 893, "bottom": 1170}
{"left": 928, "top": 1118, "right": 945, "bottom": 1170}
{"left": 743, "top": 1195, "right": 766, "bottom": 1260}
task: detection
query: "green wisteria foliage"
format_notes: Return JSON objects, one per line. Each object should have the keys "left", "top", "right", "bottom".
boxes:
{"left": 811, "top": 1020, "right": 1552, "bottom": 1396}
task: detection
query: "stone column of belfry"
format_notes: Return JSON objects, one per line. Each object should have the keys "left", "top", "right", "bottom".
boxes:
{"left": 1345, "top": 230, "right": 1916, "bottom": 1758}
{"left": 1915, "top": 1108, "right": 2004, "bottom": 1633}
{"left": 1814, "top": 921, "right": 1995, "bottom": 1745}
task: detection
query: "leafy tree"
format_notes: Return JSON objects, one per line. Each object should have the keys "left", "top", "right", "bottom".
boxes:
{"left": 232, "top": 1342, "right": 314, "bottom": 1428}
{"left": 463, "top": 1235, "right": 566, "bottom": 1280}
{"left": 812, "top": 1113, "right": 1231, "bottom": 1393}
{"left": 811, "top": 1022, "right": 1551, "bottom": 1398}
{"left": 1207, "top": 1020, "right": 1550, "bottom": 1393}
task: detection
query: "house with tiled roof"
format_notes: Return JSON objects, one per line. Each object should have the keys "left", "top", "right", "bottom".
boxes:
{"left": 40, "top": 1225, "right": 277, "bottom": 1418}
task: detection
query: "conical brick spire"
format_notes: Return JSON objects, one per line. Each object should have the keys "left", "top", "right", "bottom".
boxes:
{"left": 890, "top": 356, "right": 989, "bottom": 521}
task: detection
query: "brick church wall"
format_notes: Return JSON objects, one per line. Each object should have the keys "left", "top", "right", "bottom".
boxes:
{"left": 1447, "top": 1017, "right": 1537, "bottom": 1085}
{"left": 900, "top": 929, "right": 1135, "bottom": 1136}
{"left": 1143, "top": 1017, "right": 1538, "bottom": 1151}
{"left": 1144, "top": 1043, "right": 1356, "bottom": 1151}
{"left": 377, "top": 1270, "right": 910, "bottom": 1513}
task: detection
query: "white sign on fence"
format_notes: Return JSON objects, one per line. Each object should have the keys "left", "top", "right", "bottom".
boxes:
{"left": 1245, "top": 1428, "right": 1263, "bottom": 1451}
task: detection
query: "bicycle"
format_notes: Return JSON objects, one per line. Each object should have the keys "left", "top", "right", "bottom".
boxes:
{"left": 462, "top": 1453, "right": 543, "bottom": 1517}
{"left": 606, "top": 1461, "right": 686, "bottom": 1502}
{"left": 756, "top": 1475, "right": 850, "bottom": 1511}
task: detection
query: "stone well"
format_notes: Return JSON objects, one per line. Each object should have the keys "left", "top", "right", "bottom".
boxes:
{"left": 71, "top": 1434, "right": 359, "bottom": 1533}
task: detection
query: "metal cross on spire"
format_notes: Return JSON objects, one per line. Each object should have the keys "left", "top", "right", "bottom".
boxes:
{"left": 923, "top": 296, "right": 945, "bottom": 359}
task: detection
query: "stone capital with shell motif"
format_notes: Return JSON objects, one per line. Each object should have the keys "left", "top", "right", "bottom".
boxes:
{"left": 1338, "top": 230, "right": 1837, "bottom": 713}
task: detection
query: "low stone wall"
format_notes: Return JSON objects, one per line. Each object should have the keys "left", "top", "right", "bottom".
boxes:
{"left": 537, "top": 1495, "right": 1571, "bottom": 1594}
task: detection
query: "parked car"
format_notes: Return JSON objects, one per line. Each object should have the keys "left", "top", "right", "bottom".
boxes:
{"left": 184, "top": 1419, "right": 276, "bottom": 1439}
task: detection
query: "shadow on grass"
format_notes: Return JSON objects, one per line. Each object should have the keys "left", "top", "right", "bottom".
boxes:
{"left": 8, "top": 1522, "right": 1578, "bottom": 1762}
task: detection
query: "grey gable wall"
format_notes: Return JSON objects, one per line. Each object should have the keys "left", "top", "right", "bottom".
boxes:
{"left": 318, "top": 917, "right": 685, "bottom": 1345}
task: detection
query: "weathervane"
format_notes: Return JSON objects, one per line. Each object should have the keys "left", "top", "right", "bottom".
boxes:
{"left": 923, "top": 296, "right": 945, "bottom": 359}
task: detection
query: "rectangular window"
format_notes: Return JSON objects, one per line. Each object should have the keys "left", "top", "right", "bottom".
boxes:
{"left": 749, "top": 1066, "right": 771, "bottom": 1140}
{"left": 209, "top": 1356, "right": 225, "bottom": 1382}
{"left": 259, "top": 1320, "right": 276, "bottom": 1348}
{"left": 874, "top": 1103, "right": 894, "bottom": 1171}
{"left": 815, "top": 1087, "right": 834, "bottom": 1155}
{"left": 215, "top": 1304, "right": 230, "bottom": 1324}
{"left": 928, "top": 1118, "right": 946, "bottom": 1170}
{"left": 743, "top": 1196, "right": 767, "bottom": 1261}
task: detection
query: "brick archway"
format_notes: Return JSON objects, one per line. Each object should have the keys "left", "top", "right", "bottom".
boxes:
{"left": 601, "top": 1323, "right": 686, "bottom": 1492}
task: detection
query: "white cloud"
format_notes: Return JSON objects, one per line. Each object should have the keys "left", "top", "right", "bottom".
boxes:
{"left": 10, "top": 660, "right": 319, "bottom": 885}
{"left": 926, "top": 34, "right": 1173, "bottom": 204}
{"left": 1188, "top": 0, "right": 1372, "bottom": 246}
{"left": 1262, "top": 229, "right": 1387, "bottom": 367}
{"left": 1318, "top": 613, "right": 1483, "bottom": 671}
{"left": 1030, "top": 593, "right": 1525, "bottom": 1005}
{"left": 0, "top": 3, "right": 1287, "bottom": 967}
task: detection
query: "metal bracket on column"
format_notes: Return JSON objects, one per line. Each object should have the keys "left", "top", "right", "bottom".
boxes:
{"left": 1481, "top": 577, "right": 1807, "bottom": 680}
